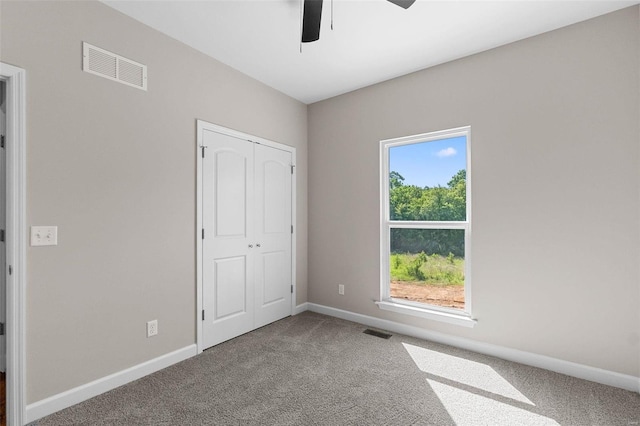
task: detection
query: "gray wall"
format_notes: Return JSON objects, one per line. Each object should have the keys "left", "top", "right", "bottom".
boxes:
{"left": 308, "top": 7, "right": 640, "bottom": 377}
{"left": 0, "top": 1, "right": 308, "bottom": 403}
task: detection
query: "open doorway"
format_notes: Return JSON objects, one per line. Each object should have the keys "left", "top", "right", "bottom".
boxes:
{"left": 0, "top": 62, "right": 26, "bottom": 426}
{"left": 0, "top": 79, "right": 6, "bottom": 425}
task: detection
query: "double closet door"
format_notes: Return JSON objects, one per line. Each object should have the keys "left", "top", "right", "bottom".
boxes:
{"left": 201, "top": 128, "right": 293, "bottom": 349}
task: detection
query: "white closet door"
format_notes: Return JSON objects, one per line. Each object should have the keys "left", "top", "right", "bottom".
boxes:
{"left": 254, "top": 144, "right": 292, "bottom": 328}
{"left": 202, "top": 130, "right": 255, "bottom": 348}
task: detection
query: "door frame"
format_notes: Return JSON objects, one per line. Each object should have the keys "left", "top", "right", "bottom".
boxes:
{"left": 195, "top": 120, "right": 296, "bottom": 354}
{"left": 0, "top": 62, "right": 27, "bottom": 426}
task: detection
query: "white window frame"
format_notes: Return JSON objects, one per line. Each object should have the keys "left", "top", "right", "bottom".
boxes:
{"left": 377, "top": 126, "right": 476, "bottom": 328}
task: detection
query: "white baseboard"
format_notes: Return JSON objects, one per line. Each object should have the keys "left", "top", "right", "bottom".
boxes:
{"left": 26, "top": 344, "right": 197, "bottom": 423}
{"left": 293, "top": 302, "right": 309, "bottom": 315}
{"left": 305, "top": 303, "right": 640, "bottom": 394}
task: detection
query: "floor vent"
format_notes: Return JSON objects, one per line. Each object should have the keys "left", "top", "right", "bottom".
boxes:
{"left": 363, "top": 329, "right": 392, "bottom": 339}
{"left": 82, "top": 42, "right": 147, "bottom": 91}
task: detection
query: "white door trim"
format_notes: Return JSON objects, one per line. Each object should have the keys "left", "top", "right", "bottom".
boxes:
{"left": 0, "top": 62, "right": 27, "bottom": 426}
{"left": 196, "top": 120, "right": 296, "bottom": 354}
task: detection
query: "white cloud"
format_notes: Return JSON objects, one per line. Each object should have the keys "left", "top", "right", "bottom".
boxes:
{"left": 436, "top": 147, "right": 457, "bottom": 158}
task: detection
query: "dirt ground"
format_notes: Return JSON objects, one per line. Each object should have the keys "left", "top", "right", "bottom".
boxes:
{"left": 390, "top": 281, "right": 464, "bottom": 309}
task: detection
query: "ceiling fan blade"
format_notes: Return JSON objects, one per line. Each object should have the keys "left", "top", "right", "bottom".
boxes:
{"left": 302, "top": 0, "right": 323, "bottom": 43}
{"left": 387, "top": 0, "right": 416, "bottom": 9}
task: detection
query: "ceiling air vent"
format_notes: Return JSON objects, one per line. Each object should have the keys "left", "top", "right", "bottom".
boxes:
{"left": 82, "top": 42, "right": 147, "bottom": 91}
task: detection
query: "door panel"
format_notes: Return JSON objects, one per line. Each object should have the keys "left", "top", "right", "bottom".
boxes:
{"left": 262, "top": 161, "right": 288, "bottom": 234}
{"left": 214, "top": 151, "right": 248, "bottom": 238}
{"left": 254, "top": 144, "right": 292, "bottom": 328}
{"left": 214, "top": 256, "right": 247, "bottom": 319}
{"left": 202, "top": 130, "right": 254, "bottom": 348}
{"left": 260, "top": 250, "right": 286, "bottom": 306}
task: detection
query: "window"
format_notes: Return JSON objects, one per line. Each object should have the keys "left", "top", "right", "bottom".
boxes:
{"left": 378, "top": 127, "right": 474, "bottom": 327}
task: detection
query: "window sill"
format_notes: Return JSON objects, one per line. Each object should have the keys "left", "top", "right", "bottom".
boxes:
{"left": 375, "top": 300, "right": 477, "bottom": 328}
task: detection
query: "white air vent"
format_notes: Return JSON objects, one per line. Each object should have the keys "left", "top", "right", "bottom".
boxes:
{"left": 82, "top": 42, "right": 147, "bottom": 91}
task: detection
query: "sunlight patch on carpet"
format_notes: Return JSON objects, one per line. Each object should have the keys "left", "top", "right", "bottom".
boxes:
{"left": 402, "top": 343, "right": 534, "bottom": 405}
{"left": 427, "top": 379, "right": 560, "bottom": 425}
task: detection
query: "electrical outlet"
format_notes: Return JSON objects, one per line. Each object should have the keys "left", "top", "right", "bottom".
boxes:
{"left": 338, "top": 284, "right": 345, "bottom": 295}
{"left": 146, "top": 320, "right": 158, "bottom": 337}
{"left": 30, "top": 226, "right": 58, "bottom": 246}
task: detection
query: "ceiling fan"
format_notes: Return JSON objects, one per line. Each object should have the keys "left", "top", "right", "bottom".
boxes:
{"left": 301, "top": 0, "right": 417, "bottom": 43}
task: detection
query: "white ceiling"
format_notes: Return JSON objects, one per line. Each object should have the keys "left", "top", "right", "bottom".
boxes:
{"left": 102, "top": 0, "right": 638, "bottom": 104}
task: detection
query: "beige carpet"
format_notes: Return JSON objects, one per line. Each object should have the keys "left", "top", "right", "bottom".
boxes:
{"left": 33, "top": 312, "right": 640, "bottom": 425}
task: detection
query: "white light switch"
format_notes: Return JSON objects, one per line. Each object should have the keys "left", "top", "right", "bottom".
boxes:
{"left": 31, "top": 226, "right": 58, "bottom": 246}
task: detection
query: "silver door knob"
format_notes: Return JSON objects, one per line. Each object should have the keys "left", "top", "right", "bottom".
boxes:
{"left": 248, "top": 244, "right": 253, "bottom": 248}
{"left": 256, "top": 244, "right": 261, "bottom": 247}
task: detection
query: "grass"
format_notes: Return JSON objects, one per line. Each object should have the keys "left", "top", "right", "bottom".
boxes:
{"left": 390, "top": 252, "right": 464, "bottom": 286}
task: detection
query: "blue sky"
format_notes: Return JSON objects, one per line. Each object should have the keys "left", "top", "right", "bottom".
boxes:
{"left": 389, "top": 136, "right": 466, "bottom": 187}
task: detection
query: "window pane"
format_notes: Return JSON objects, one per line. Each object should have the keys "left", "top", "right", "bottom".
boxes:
{"left": 389, "top": 136, "right": 466, "bottom": 221}
{"left": 389, "top": 228, "right": 465, "bottom": 310}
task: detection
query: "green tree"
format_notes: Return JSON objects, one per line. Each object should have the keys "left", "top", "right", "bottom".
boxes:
{"left": 389, "top": 171, "right": 405, "bottom": 190}
{"left": 389, "top": 169, "right": 466, "bottom": 256}
{"left": 447, "top": 169, "right": 466, "bottom": 188}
